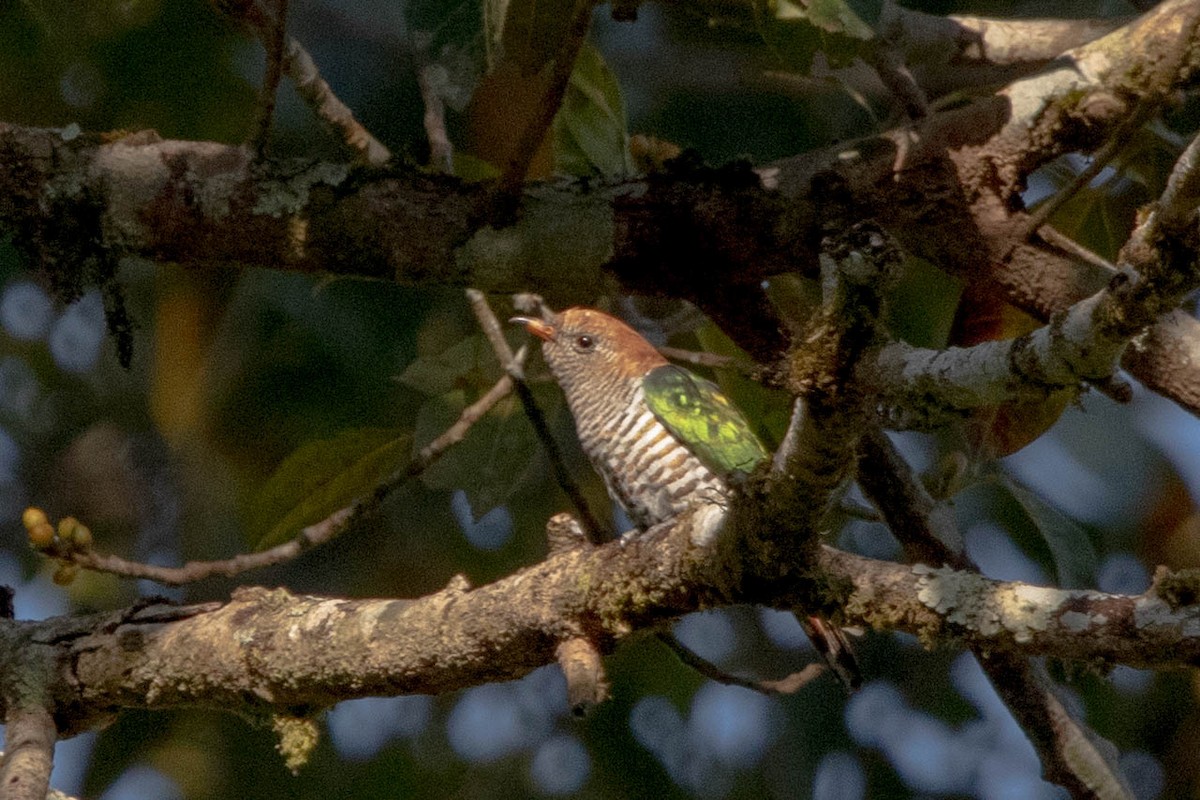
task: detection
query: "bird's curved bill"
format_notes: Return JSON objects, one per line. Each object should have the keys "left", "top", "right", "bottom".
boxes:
{"left": 510, "top": 316, "right": 556, "bottom": 342}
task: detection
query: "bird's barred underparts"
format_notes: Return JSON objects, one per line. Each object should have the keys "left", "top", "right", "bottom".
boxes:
{"left": 578, "top": 385, "right": 726, "bottom": 530}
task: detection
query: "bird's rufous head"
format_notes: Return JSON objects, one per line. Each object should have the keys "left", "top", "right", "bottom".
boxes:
{"left": 512, "top": 308, "right": 667, "bottom": 389}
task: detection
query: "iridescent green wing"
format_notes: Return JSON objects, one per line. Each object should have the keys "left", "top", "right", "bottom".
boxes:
{"left": 642, "top": 364, "right": 769, "bottom": 476}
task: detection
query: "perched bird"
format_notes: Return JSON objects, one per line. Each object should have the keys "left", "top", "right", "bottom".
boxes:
{"left": 515, "top": 307, "right": 861, "bottom": 691}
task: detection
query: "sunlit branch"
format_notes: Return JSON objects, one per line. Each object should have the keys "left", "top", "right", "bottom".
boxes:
{"left": 869, "top": 120, "right": 1200, "bottom": 425}
{"left": 823, "top": 548, "right": 1200, "bottom": 666}
{"left": 8, "top": 512, "right": 1200, "bottom": 736}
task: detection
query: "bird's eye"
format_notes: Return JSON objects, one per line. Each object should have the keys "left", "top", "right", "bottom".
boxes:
{"left": 575, "top": 335, "right": 595, "bottom": 351}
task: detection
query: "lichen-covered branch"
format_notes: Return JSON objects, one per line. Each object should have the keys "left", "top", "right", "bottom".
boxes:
{"left": 2, "top": 0, "right": 1199, "bottom": 388}
{"left": 762, "top": 225, "right": 901, "bottom": 565}
{"left": 867, "top": 253, "right": 1199, "bottom": 424}
{"left": 864, "top": 56, "right": 1200, "bottom": 424}
{"left": 778, "top": 0, "right": 1200, "bottom": 416}
{"left": 824, "top": 548, "right": 1200, "bottom": 667}
{"left": 0, "top": 6, "right": 1197, "bottom": 395}
{"left": 4, "top": 512, "right": 1200, "bottom": 743}
{"left": 856, "top": 430, "right": 1131, "bottom": 800}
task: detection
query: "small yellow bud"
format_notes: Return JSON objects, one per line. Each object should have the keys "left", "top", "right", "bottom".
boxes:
{"left": 57, "top": 516, "right": 79, "bottom": 542}
{"left": 52, "top": 563, "right": 78, "bottom": 586}
{"left": 22, "top": 507, "right": 48, "bottom": 531}
{"left": 71, "top": 524, "right": 93, "bottom": 550}
{"left": 28, "top": 522, "right": 55, "bottom": 549}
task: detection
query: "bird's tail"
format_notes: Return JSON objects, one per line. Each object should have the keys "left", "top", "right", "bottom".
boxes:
{"left": 798, "top": 613, "right": 862, "bottom": 693}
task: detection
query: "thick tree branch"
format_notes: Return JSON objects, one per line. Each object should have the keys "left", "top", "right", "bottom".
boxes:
{"left": 866, "top": 219, "right": 1200, "bottom": 425}
{"left": 4, "top": 519, "right": 1200, "bottom": 737}
{"left": 1, "top": 3, "right": 1198, "bottom": 397}
{"left": 823, "top": 548, "right": 1200, "bottom": 667}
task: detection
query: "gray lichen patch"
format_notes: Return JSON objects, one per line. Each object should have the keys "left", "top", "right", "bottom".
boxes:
{"left": 1060, "top": 610, "right": 1098, "bottom": 632}
{"left": 1134, "top": 594, "right": 1200, "bottom": 638}
{"left": 914, "top": 564, "right": 1066, "bottom": 643}
{"left": 253, "top": 162, "right": 350, "bottom": 218}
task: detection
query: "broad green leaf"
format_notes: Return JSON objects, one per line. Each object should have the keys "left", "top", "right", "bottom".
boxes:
{"left": 398, "top": 335, "right": 504, "bottom": 397}
{"left": 553, "top": 41, "right": 633, "bottom": 178}
{"left": 886, "top": 256, "right": 961, "bottom": 349}
{"left": 997, "top": 473, "right": 1098, "bottom": 589}
{"left": 755, "top": 0, "right": 874, "bottom": 71}
{"left": 779, "top": 0, "right": 873, "bottom": 39}
{"left": 451, "top": 152, "right": 502, "bottom": 182}
{"left": 413, "top": 390, "right": 540, "bottom": 517}
{"left": 251, "top": 428, "right": 412, "bottom": 550}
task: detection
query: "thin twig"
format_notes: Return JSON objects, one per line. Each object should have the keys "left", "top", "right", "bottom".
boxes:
{"left": 282, "top": 35, "right": 391, "bottom": 165}
{"left": 496, "top": 0, "right": 595, "bottom": 197}
{"left": 417, "top": 64, "right": 454, "bottom": 173}
{"left": 1037, "top": 225, "right": 1117, "bottom": 273}
{"left": 1, "top": 704, "right": 56, "bottom": 800}
{"left": 62, "top": 364, "right": 522, "bottom": 585}
{"left": 466, "top": 288, "right": 607, "bottom": 542}
{"left": 1020, "top": 99, "right": 1160, "bottom": 241}
{"left": 866, "top": 42, "right": 929, "bottom": 120}
{"left": 212, "top": 0, "right": 391, "bottom": 165}
{"left": 249, "top": 0, "right": 289, "bottom": 158}
{"left": 657, "top": 632, "right": 825, "bottom": 695}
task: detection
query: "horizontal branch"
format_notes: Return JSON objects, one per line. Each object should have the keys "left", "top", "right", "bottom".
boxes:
{"left": 63, "top": 516, "right": 721, "bottom": 715}
{"left": 6, "top": 517, "right": 1199, "bottom": 732}
{"left": 868, "top": 257, "right": 1199, "bottom": 423}
{"left": 0, "top": 2, "right": 1197, "bottom": 381}
{"left": 823, "top": 549, "right": 1200, "bottom": 668}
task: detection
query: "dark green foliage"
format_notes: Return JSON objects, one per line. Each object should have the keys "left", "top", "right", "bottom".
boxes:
{"left": 251, "top": 427, "right": 411, "bottom": 550}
